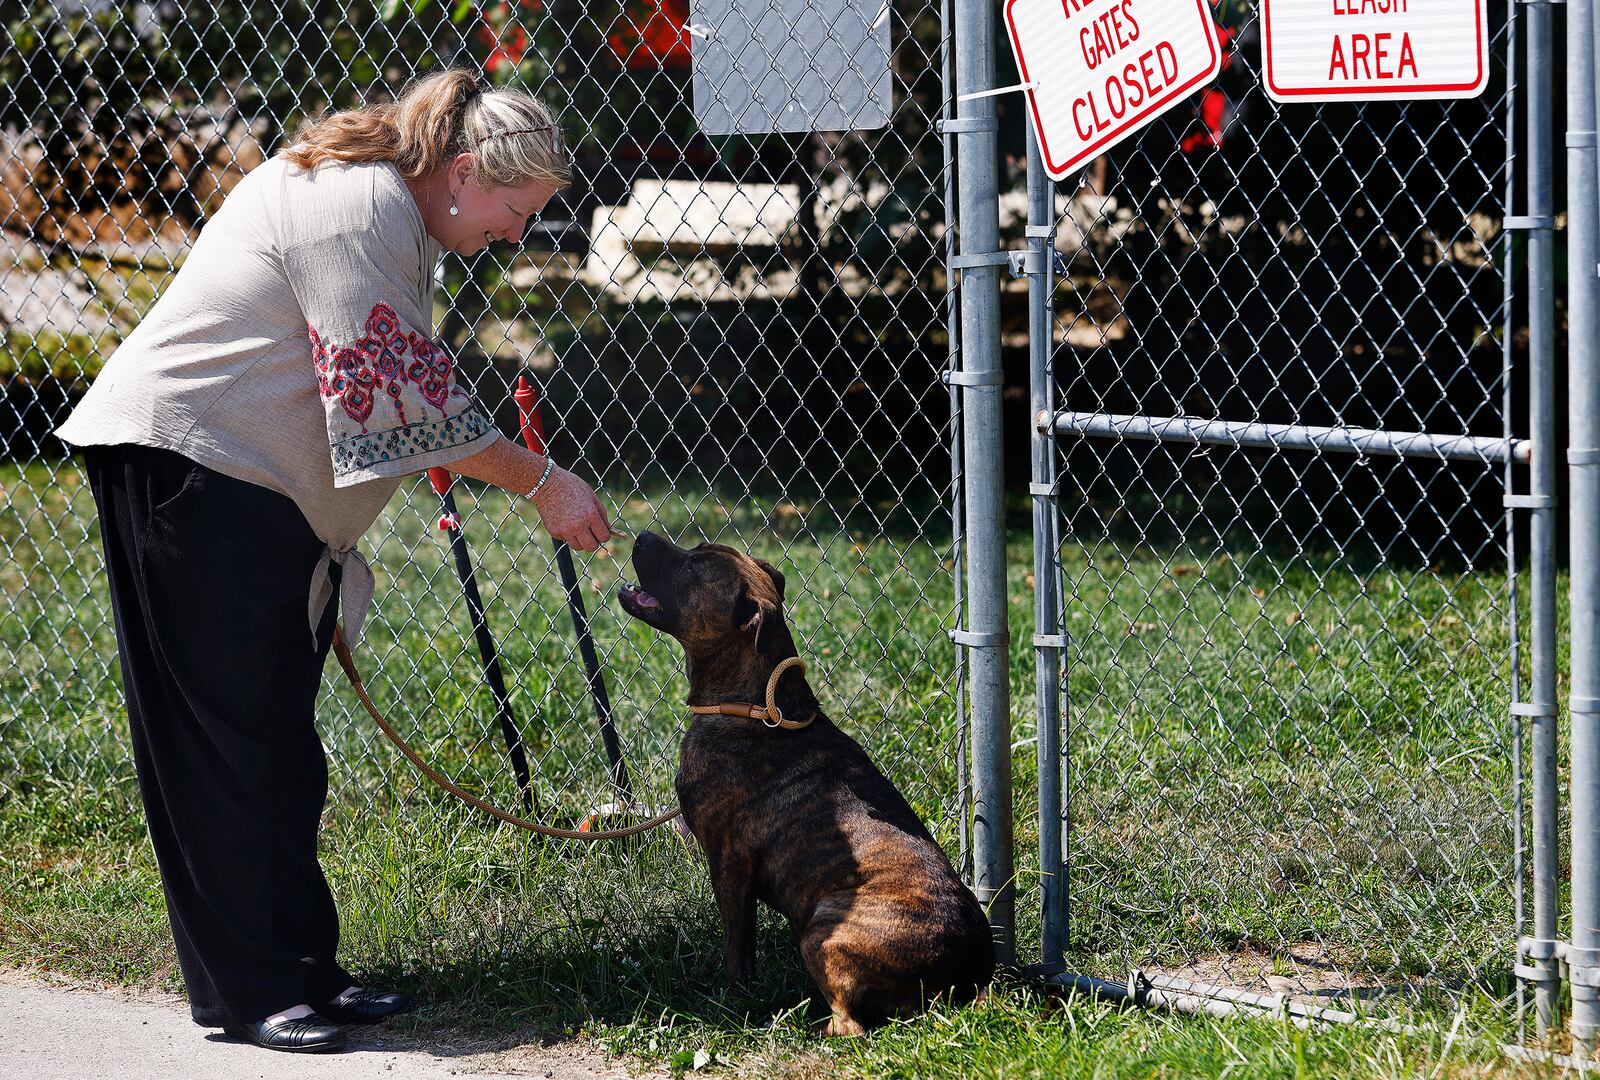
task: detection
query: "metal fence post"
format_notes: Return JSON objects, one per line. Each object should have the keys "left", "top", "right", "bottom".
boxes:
{"left": 1521, "top": 0, "right": 1561, "bottom": 1036}
{"left": 1500, "top": 0, "right": 1525, "bottom": 1037}
{"left": 937, "top": 0, "right": 972, "bottom": 882}
{"left": 1026, "top": 125, "right": 1068, "bottom": 964}
{"left": 1569, "top": 0, "right": 1600, "bottom": 1049}
{"left": 951, "top": 0, "right": 1015, "bottom": 963}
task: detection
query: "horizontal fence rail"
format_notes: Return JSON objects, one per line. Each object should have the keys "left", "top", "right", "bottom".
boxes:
{"left": 1046, "top": 410, "right": 1531, "bottom": 464}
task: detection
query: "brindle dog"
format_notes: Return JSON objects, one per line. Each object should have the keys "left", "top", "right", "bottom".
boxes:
{"left": 617, "top": 531, "right": 994, "bottom": 1036}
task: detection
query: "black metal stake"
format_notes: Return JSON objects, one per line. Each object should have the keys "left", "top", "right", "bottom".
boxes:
{"left": 513, "top": 376, "right": 634, "bottom": 803}
{"left": 550, "top": 539, "right": 633, "bottom": 801}
{"left": 428, "top": 468, "right": 536, "bottom": 813}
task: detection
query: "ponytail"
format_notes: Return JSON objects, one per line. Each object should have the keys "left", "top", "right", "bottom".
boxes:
{"left": 283, "top": 69, "right": 570, "bottom": 189}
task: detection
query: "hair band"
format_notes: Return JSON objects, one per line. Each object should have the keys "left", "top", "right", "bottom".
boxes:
{"left": 477, "top": 125, "right": 565, "bottom": 153}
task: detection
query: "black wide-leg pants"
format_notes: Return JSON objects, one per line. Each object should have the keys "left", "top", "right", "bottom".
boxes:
{"left": 84, "top": 443, "right": 356, "bottom": 1026}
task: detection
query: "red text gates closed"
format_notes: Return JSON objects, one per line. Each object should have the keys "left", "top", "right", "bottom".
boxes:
{"left": 1004, "top": 0, "right": 1224, "bottom": 180}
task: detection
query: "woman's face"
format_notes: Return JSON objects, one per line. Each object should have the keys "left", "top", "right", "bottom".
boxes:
{"left": 435, "top": 155, "right": 560, "bottom": 256}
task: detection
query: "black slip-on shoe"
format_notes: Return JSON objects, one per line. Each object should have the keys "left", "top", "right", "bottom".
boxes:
{"left": 315, "top": 986, "right": 412, "bottom": 1025}
{"left": 222, "top": 1012, "right": 347, "bottom": 1053}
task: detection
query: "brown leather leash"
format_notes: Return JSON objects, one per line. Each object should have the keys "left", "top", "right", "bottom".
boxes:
{"left": 332, "top": 626, "right": 679, "bottom": 840}
{"left": 331, "top": 627, "right": 813, "bottom": 839}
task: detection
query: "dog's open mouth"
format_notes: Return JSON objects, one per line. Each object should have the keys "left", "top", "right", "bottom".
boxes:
{"left": 617, "top": 581, "right": 662, "bottom": 616}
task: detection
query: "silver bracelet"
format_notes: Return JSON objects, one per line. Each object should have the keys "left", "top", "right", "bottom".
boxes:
{"left": 524, "top": 455, "right": 557, "bottom": 501}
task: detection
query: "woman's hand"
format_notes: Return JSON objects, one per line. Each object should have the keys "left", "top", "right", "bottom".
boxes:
{"left": 446, "top": 435, "right": 613, "bottom": 551}
{"left": 529, "top": 465, "right": 612, "bottom": 551}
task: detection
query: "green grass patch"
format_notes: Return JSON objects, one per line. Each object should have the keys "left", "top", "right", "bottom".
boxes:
{"left": 0, "top": 457, "right": 1542, "bottom": 1076}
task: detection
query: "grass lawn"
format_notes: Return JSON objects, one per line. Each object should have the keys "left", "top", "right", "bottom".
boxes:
{"left": 0, "top": 456, "right": 1549, "bottom": 1077}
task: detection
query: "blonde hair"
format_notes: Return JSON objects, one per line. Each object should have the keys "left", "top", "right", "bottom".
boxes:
{"left": 283, "top": 69, "right": 571, "bottom": 189}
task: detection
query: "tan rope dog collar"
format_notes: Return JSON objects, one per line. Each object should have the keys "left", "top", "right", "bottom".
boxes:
{"left": 687, "top": 656, "right": 812, "bottom": 729}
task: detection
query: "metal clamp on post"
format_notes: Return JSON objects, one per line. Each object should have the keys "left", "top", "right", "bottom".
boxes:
{"left": 1560, "top": 943, "right": 1600, "bottom": 988}
{"left": 950, "top": 628, "right": 1010, "bottom": 648}
{"left": 1029, "top": 480, "right": 1058, "bottom": 497}
{"left": 1504, "top": 216, "right": 1557, "bottom": 230}
{"left": 950, "top": 251, "right": 1012, "bottom": 272}
{"left": 1569, "top": 131, "right": 1599, "bottom": 148}
{"left": 936, "top": 117, "right": 1000, "bottom": 134}
{"left": 1504, "top": 493, "right": 1558, "bottom": 509}
{"left": 1009, "top": 249, "right": 1069, "bottom": 277}
{"left": 943, "top": 369, "right": 1005, "bottom": 387}
{"left": 1512, "top": 702, "right": 1559, "bottom": 717}
{"left": 1032, "top": 634, "right": 1067, "bottom": 649}
{"left": 1571, "top": 448, "right": 1600, "bottom": 465}
{"left": 1516, "top": 937, "right": 1563, "bottom": 985}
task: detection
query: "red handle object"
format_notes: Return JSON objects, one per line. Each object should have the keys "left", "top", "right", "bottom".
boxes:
{"left": 513, "top": 375, "right": 547, "bottom": 456}
{"left": 426, "top": 467, "right": 460, "bottom": 531}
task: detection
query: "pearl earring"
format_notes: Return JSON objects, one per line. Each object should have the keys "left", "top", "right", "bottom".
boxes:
{"left": 449, "top": 203, "right": 459, "bottom": 217}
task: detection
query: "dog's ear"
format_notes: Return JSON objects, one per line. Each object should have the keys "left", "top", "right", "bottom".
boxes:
{"left": 756, "top": 560, "right": 786, "bottom": 602}
{"left": 734, "top": 586, "right": 781, "bottom": 655}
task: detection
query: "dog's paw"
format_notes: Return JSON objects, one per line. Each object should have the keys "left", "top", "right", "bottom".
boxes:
{"left": 811, "top": 1013, "right": 867, "bottom": 1038}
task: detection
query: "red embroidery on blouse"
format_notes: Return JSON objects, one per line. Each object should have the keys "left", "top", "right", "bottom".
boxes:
{"left": 310, "top": 302, "right": 456, "bottom": 431}
{"left": 404, "top": 333, "right": 452, "bottom": 413}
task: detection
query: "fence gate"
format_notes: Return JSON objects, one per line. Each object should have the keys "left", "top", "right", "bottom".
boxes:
{"left": 943, "top": 0, "right": 1559, "bottom": 1034}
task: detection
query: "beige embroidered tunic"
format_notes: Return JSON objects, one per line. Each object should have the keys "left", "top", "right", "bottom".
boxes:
{"left": 56, "top": 157, "right": 502, "bottom": 646}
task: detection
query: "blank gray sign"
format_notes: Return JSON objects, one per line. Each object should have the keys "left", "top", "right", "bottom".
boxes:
{"left": 688, "top": 0, "right": 893, "bottom": 134}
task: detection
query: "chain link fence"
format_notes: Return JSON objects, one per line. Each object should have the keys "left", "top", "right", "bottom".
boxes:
{"left": 0, "top": 0, "right": 966, "bottom": 876}
{"left": 0, "top": 0, "right": 1544, "bottom": 1033}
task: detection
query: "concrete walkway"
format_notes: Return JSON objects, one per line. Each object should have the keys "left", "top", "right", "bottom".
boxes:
{"left": 0, "top": 970, "right": 662, "bottom": 1080}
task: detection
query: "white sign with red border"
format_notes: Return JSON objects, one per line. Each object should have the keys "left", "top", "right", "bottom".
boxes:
{"left": 1262, "top": 0, "right": 1488, "bottom": 101}
{"left": 1003, "top": 0, "right": 1224, "bottom": 180}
